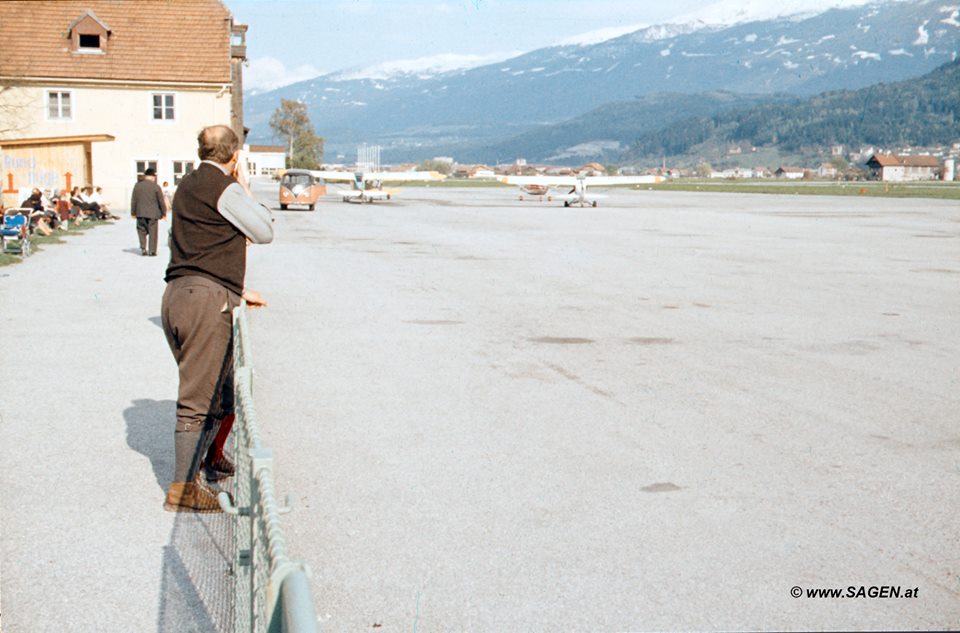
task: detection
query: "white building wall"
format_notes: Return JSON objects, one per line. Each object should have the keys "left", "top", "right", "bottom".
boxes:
{"left": 1, "top": 83, "right": 231, "bottom": 208}
{"left": 881, "top": 166, "right": 905, "bottom": 181}
{"left": 944, "top": 159, "right": 955, "bottom": 182}
{"left": 246, "top": 150, "right": 285, "bottom": 176}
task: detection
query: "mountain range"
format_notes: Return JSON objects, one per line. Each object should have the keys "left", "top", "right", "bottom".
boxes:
{"left": 244, "top": 1, "right": 960, "bottom": 164}
{"left": 624, "top": 57, "right": 960, "bottom": 161}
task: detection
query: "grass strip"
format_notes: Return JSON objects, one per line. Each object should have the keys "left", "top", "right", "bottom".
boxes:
{"left": 644, "top": 180, "right": 960, "bottom": 200}
{"left": 0, "top": 219, "right": 112, "bottom": 267}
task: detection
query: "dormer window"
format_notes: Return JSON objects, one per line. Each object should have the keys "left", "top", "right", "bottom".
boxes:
{"left": 79, "top": 34, "right": 101, "bottom": 49}
{"left": 68, "top": 10, "right": 111, "bottom": 54}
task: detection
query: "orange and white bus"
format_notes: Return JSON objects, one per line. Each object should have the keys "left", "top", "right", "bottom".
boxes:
{"left": 278, "top": 169, "right": 326, "bottom": 211}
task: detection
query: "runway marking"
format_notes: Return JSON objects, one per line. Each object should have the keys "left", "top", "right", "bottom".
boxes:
{"left": 627, "top": 337, "right": 675, "bottom": 345}
{"left": 528, "top": 336, "right": 594, "bottom": 345}
{"left": 403, "top": 319, "right": 464, "bottom": 325}
{"left": 545, "top": 363, "right": 616, "bottom": 401}
{"left": 641, "top": 482, "right": 682, "bottom": 493}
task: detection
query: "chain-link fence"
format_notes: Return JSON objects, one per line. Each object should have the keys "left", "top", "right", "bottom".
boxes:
{"left": 219, "top": 305, "right": 319, "bottom": 633}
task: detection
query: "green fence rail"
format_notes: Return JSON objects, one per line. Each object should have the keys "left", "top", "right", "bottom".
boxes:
{"left": 219, "top": 305, "right": 319, "bottom": 633}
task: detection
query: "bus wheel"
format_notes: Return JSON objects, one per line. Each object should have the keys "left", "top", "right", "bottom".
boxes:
{"left": 563, "top": 201, "right": 570, "bottom": 207}
{"left": 280, "top": 204, "right": 288, "bottom": 210}
{"left": 308, "top": 204, "right": 315, "bottom": 211}
{"left": 592, "top": 201, "right": 598, "bottom": 207}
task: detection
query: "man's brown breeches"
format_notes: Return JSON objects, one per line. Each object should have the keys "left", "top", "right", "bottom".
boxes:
{"left": 161, "top": 275, "right": 240, "bottom": 432}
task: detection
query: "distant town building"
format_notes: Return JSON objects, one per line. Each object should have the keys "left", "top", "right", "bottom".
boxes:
{"left": 0, "top": 0, "right": 247, "bottom": 208}
{"left": 865, "top": 153, "right": 940, "bottom": 181}
{"left": 943, "top": 158, "right": 956, "bottom": 182}
{"left": 817, "top": 163, "right": 838, "bottom": 179}
{"left": 774, "top": 166, "right": 806, "bottom": 180}
{"left": 469, "top": 166, "right": 496, "bottom": 179}
{"left": 245, "top": 145, "right": 286, "bottom": 177}
{"left": 578, "top": 162, "right": 606, "bottom": 176}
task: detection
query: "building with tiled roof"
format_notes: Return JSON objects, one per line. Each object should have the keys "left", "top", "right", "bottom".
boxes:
{"left": 245, "top": 145, "right": 286, "bottom": 177}
{"left": 866, "top": 153, "right": 941, "bottom": 181}
{"left": 774, "top": 166, "right": 806, "bottom": 180}
{"left": 0, "top": 0, "right": 247, "bottom": 207}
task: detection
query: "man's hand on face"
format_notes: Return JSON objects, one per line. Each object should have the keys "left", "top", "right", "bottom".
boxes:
{"left": 232, "top": 151, "right": 252, "bottom": 195}
{"left": 242, "top": 288, "right": 268, "bottom": 309}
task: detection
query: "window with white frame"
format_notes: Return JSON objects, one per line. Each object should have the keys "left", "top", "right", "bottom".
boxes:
{"left": 152, "top": 93, "right": 175, "bottom": 120}
{"left": 136, "top": 160, "right": 158, "bottom": 177}
{"left": 47, "top": 91, "right": 72, "bottom": 120}
{"left": 172, "top": 160, "right": 195, "bottom": 184}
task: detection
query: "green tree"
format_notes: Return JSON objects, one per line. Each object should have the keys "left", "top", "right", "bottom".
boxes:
{"left": 416, "top": 159, "right": 453, "bottom": 175}
{"left": 695, "top": 163, "right": 713, "bottom": 178}
{"left": 830, "top": 155, "right": 850, "bottom": 177}
{"left": 269, "top": 99, "right": 324, "bottom": 169}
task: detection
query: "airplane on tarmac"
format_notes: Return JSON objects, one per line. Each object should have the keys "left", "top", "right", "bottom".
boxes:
{"left": 311, "top": 170, "right": 445, "bottom": 203}
{"left": 499, "top": 173, "right": 661, "bottom": 207}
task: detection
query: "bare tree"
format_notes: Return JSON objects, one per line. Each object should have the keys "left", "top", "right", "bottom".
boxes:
{"left": 0, "top": 82, "right": 33, "bottom": 137}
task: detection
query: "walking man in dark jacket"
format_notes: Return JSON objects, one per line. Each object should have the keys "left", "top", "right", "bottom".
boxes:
{"left": 131, "top": 167, "right": 166, "bottom": 256}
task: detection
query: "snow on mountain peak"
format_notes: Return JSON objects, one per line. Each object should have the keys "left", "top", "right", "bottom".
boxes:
{"left": 557, "top": 23, "right": 649, "bottom": 46}
{"left": 555, "top": 0, "right": 889, "bottom": 49}
{"left": 672, "top": 0, "right": 880, "bottom": 27}
{"left": 331, "top": 51, "right": 523, "bottom": 82}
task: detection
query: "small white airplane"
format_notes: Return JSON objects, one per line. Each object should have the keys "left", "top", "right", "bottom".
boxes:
{"left": 312, "top": 170, "right": 444, "bottom": 203}
{"left": 499, "top": 174, "right": 661, "bottom": 207}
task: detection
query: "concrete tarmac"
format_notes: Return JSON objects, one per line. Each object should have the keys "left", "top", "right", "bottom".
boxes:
{"left": 1, "top": 183, "right": 958, "bottom": 631}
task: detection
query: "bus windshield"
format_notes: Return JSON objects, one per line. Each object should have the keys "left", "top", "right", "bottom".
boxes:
{"left": 282, "top": 173, "right": 311, "bottom": 194}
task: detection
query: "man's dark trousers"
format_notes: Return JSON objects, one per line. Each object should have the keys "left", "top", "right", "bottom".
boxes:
{"left": 160, "top": 275, "right": 240, "bottom": 482}
{"left": 137, "top": 217, "right": 158, "bottom": 255}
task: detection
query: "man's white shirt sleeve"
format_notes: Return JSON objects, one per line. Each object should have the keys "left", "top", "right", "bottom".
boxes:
{"left": 216, "top": 183, "right": 274, "bottom": 244}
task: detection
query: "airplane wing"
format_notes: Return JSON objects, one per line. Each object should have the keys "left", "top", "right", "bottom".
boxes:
{"left": 582, "top": 175, "right": 662, "bottom": 186}
{"left": 499, "top": 175, "right": 579, "bottom": 186}
{"left": 553, "top": 192, "right": 608, "bottom": 200}
{"left": 312, "top": 170, "right": 444, "bottom": 182}
{"left": 311, "top": 171, "right": 357, "bottom": 182}
{"left": 366, "top": 171, "right": 445, "bottom": 182}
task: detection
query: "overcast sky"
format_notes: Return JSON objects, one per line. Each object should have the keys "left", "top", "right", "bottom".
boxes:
{"left": 228, "top": 0, "right": 876, "bottom": 92}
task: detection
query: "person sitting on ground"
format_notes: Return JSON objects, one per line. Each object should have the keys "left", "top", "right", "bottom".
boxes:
{"left": 25, "top": 189, "right": 64, "bottom": 233}
{"left": 92, "top": 186, "right": 117, "bottom": 219}
{"left": 79, "top": 185, "right": 107, "bottom": 220}
{"left": 68, "top": 186, "right": 88, "bottom": 220}
{"left": 21, "top": 189, "right": 44, "bottom": 212}
{"left": 51, "top": 191, "right": 72, "bottom": 228}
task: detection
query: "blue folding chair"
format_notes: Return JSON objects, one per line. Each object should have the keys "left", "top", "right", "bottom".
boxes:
{"left": 1, "top": 209, "right": 32, "bottom": 257}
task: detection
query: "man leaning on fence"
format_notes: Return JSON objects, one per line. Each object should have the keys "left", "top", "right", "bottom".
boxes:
{"left": 161, "top": 124, "right": 274, "bottom": 513}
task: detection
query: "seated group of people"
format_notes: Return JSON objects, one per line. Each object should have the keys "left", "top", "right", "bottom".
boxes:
{"left": 12, "top": 186, "right": 116, "bottom": 235}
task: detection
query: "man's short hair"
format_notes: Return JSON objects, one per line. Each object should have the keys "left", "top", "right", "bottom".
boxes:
{"left": 144, "top": 167, "right": 156, "bottom": 177}
{"left": 197, "top": 125, "right": 240, "bottom": 164}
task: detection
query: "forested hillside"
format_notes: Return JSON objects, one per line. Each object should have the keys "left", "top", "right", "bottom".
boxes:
{"left": 625, "top": 59, "right": 960, "bottom": 161}
{"left": 461, "top": 91, "right": 791, "bottom": 164}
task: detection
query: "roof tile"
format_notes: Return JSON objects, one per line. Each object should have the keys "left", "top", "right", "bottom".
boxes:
{"left": 0, "top": 1, "right": 233, "bottom": 84}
